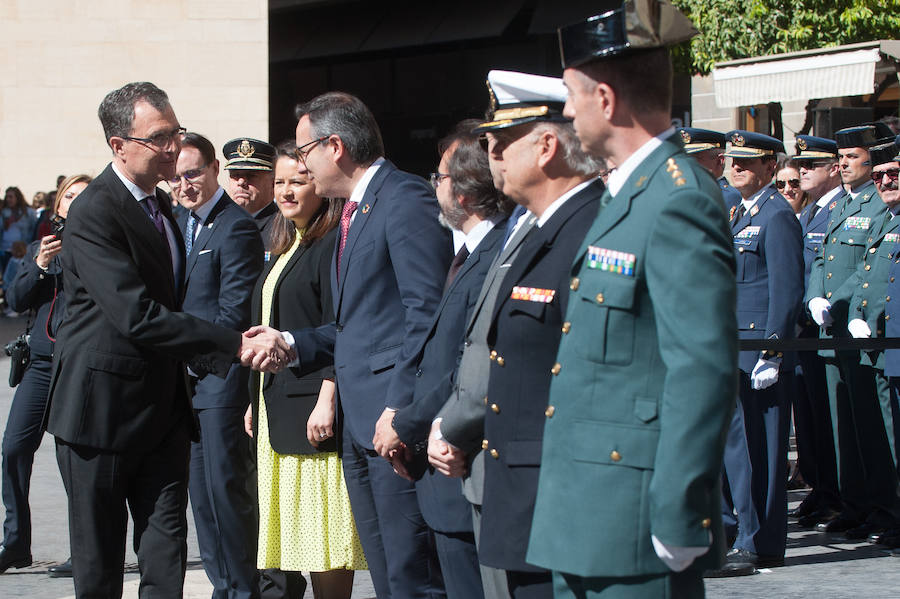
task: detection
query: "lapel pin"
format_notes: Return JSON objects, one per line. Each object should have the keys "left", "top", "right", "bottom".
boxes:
{"left": 362, "top": 204, "right": 370, "bottom": 214}
{"left": 750, "top": 205, "right": 759, "bottom": 217}
{"left": 729, "top": 206, "right": 736, "bottom": 221}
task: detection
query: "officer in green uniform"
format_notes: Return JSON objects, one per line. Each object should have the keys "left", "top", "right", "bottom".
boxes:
{"left": 526, "top": 2, "right": 738, "bottom": 597}
{"left": 805, "top": 125, "right": 900, "bottom": 537}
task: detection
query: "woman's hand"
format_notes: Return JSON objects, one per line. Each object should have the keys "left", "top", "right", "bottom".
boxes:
{"left": 35, "top": 235, "right": 61, "bottom": 270}
{"left": 243, "top": 404, "right": 253, "bottom": 438}
{"left": 307, "top": 379, "right": 336, "bottom": 448}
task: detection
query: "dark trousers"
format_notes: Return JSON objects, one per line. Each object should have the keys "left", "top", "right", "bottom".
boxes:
{"left": 552, "top": 569, "right": 703, "bottom": 599}
{"left": 259, "top": 568, "right": 308, "bottom": 599}
{"left": 794, "top": 351, "right": 841, "bottom": 511}
{"left": 722, "top": 371, "right": 790, "bottom": 557}
{"left": 506, "top": 570, "right": 552, "bottom": 599}
{"left": 826, "top": 353, "right": 900, "bottom": 526}
{"left": 56, "top": 418, "right": 191, "bottom": 599}
{"left": 189, "top": 406, "right": 259, "bottom": 599}
{"left": 1, "top": 357, "right": 52, "bottom": 554}
{"left": 433, "top": 530, "right": 484, "bottom": 599}
{"left": 341, "top": 427, "right": 444, "bottom": 599}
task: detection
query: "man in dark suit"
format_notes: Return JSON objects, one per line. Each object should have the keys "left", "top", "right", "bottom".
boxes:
{"left": 791, "top": 135, "right": 843, "bottom": 528}
{"left": 224, "top": 138, "right": 278, "bottom": 253}
{"left": 245, "top": 92, "right": 450, "bottom": 599}
{"left": 371, "top": 119, "right": 514, "bottom": 599}
{"left": 44, "top": 82, "right": 291, "bottom": 598}
{"left": 174, "top": 133, "right": 264, "bottom": 599}
{"left": 710, "top": 131, "right": 804, "bottom": 575}
{"left": 527, "top": 5, "right": 737, "bottom": 597}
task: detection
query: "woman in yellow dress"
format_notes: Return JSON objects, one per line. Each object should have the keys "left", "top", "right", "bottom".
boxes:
{"left": 245, "top": 144, "right": 366, "bottom": 599}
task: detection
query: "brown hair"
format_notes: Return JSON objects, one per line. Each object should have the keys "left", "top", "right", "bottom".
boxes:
{"left": 54, "top": 174, "right": 93, "bottom": 215}
{"left": 269, "top": 144, "right": 344, "bottom": 256}
{"left": 578, "top": 47, "right": 672, "bottom": 116}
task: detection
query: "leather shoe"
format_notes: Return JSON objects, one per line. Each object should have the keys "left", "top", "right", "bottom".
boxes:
{"left": 844, "top": 522, "right": 884, "bottom": 540}
{"left": 704, "top": 548, "right": 785, "bottom": 577}
{"left": 816, "top": 515, "right": 861, "bottom": 533}
{"left": 48, "top": 558, "right": 73, "bottom": 578}
{"left": 798, "top": 508, "right": 839, "bottom": 529}
{"left": 789, "top": 497, "right": 818, "bottom": 518}
{"left": 0, "top": 546, "right": 32, "bottom": 574}
{"left": 871, "top": 531, "right": 900, "bottom": 548}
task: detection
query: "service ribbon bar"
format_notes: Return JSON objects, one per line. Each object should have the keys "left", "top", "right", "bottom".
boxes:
{"left": 587, "top": 246, "right": 636, "bottom": 276}
{"left": 511, "top": 286, "right": 556, "bottom": 303}
{"left": 844, "top": 216, "right": 871, "bottom": 230}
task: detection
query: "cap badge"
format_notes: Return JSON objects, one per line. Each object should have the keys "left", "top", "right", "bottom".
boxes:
{"left": 486, "top": 79, "right": 498, "bottom": 113}
{"left": 731, "top": 133, "right": 745, "bottom": 147}
{"left": 680, "top": 130, "right": 691, "bottom": 144}
{"left": 237, "top": 140, "right": 255, "bottom": 159}
{"left": 797, "top": 138, "right": 808, "bottom": 151}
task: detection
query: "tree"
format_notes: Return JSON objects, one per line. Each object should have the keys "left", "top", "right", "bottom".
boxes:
{"left": 672, "top": 0, "right": 900, "bottom": 75}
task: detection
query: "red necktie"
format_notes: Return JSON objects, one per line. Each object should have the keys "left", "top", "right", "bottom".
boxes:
{"left": 443, "top": 246, "right": 469, "bottom": 292}
{"left": 336, "top": 200, "right": 358, "bottom": 277}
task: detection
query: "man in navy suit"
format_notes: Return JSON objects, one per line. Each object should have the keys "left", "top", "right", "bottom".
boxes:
{"left": 174, "top": 133, "right": 264, "bottom": 599}
{"left": 371, "top": 119, "right": 514, "bottom": 599}
{"left": 709, "top": 131, "right": 804, "bottom": 576}
{"left": 246, "top": 91, "right": 450, "bottom": 599}
{"left": 791, "top": 135, "right": 844, "bottom": 528}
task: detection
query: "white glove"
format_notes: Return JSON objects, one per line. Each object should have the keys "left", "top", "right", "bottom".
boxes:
{"left": 751, "top": 358, "right": 780, "bottom": 390}
{"left": 848, "top": 318, "right": 872, "bottom": 339}
{"left": 651, "top": 534, "right": 710, "bottom": 572}
{"left": 808, "top": 297, "right": 834, "bottom": 327}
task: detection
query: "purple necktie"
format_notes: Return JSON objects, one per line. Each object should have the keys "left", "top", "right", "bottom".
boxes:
{"left": 444, "top": 245, "right": 469, "bottom": 292}
{"left": 141, "top": 195, "right": 173, "bottom": 268}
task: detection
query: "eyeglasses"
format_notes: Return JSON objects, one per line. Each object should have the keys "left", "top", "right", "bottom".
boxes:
{"left": 167, "top": 164, "right": 208, "bottom": 188}
{"left": 775, "top": 179, "right": 800, "bottom": 190}
{"left": 294, "top": 136, "right": 330, "bottom": 164}
{"left": 430, "top": 172, "right": 451, "bottom": 189}
{"left": 872, "top": 169, "right": 900, "bottom": 183}
{"left": 123, "top": 127, "right": 187, "bottom": 149}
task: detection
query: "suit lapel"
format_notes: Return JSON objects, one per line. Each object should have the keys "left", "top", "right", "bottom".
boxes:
{"left": 184, "top": 195, "right": 230, "bottom": 280}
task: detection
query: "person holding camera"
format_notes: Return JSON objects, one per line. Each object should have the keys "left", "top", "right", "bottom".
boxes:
{"left": 0, "top": 174, "right": 91, "bottom": 576}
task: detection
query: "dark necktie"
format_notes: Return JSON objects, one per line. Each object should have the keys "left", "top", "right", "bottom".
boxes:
{"left": 732, "top": 203, "right": 745, "bottom": 225}
{"left": 504, "top": 205, "right": 527, "bottom": 243}
{"left": 185, "top": 212, "right": 199, "bottom": 255}
{"left": 141, "top": 195, "right": 173, "bottom": 270}
{"left": 444, "top": 245, "right": 469, "bottom": 292}
{"left": 336, "top": 200, "right": 358, "bottom": 278}
{"left": 806, "top": 203, "right": 820, "bottom": 226}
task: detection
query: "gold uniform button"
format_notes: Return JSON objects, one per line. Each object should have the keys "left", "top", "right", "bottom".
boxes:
{"left": 849, "top": 238, "right": 854, "bottom": 243}
{"left": 738, "top": 247, "right": 744, "bottom": 253}
{"left": 749, "top": 323, "right": 755, "bottom": 329}
{"left": 863, "top": 282, "right": 869, "bottom": 288}
{"left": 596, "top": 293, "right": 604, "bottom": 304}
{"left": 832, "top": 237, "right": 837, "bottom": 243}
{"left": 497, "top": 356, "right": 505, "bottom": 366}
{"left": 826, "top": 273, "right": 832, "bottom": 279}
{"left": 828, "top": 255, "right": 834, "bottom": 261}
{"left": 491, "top": 403, "right": 500, "bottom": 414}
{"left": 545, "top": 405, "right": 555, "bottom": 418}
{"left": 490, "top": 449, "right": 499, "bottom": 459}
{"left": 866, "top": 264, "right": 872, "bottom": 271}
{"left": 610, "top": 450, "right": 622, "bottom": 462}
{"left": 483, "top": 396, "right": 488, "bottom": 405}
{"left": 702, "top": 518, "right": 712, "bottom": 529}
{"left": 887, "top": 296, "right": 892, "bottom": 302}
{"left": 826, "top": 292, "right": 832, "bottom": 298}
{"left": 887, "top": 315, "right": 892, "bottom": 321}
{"left": 561, "top": 322, "right": 571, "bottom": 334}
{"left": 862, "top": 300, "right": 868, "bottom": 307}
{"left": 892, "top": 277, "right": 896, "bottom": 283}
{"left": 489, "top": 350, "right": 497, "bottom": 361}
{"left": 870, "top": 247, "right": 877, "bottom": 254}
{"left": 482, "top": 439, "right": 489, "bottom": 450}
{"left": 551, "top": 363, "right": 561, "bottom": 375}
{"left": 570, "top": 277, "right": 580, "bottom": 291}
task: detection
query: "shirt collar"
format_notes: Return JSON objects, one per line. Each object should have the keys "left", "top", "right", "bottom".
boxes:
{"left": 607, "top": 127, "right": 675, "bottom": 197}
{"left": 192, "top": 187, "right": 225, "bottom": 224}
{"left": 349, "top": 157, "right": 386, "bottom": 205}
{"left": 817, "top": 186, "right": 843, "bottom": 208}
{"left": 464, "top": 214, "right": 504, "bottom": 253}
{"left": 112, "top": 162, "right": 157, "bottom": 201}
{"left": 536, "top": 179, "right": 596, "bottom": 227}
{"left": 741, "top": 185, "right": 770, "bottom": 210}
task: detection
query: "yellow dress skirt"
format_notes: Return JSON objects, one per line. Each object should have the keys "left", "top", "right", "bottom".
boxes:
{"left": 256, "top": 233, "right": 367, "bottom": 572}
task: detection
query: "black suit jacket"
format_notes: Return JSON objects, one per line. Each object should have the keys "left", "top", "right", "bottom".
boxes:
{"left": 250, "top": 227, "right": 338, "bottom": 455}
{"left": 480, "top": 180, "right": 602, "bottom": 571}
{"left": 391, "top": 218, "right": 507, "bottom": 533}
{"left": 46, "top": 164, "right": 240, "bottom": 451}
{"left": 254, "top": 202, "right": 278, "bottom": 252}
{"left": 179, "top": 193, "right": 264, "bottom": 409}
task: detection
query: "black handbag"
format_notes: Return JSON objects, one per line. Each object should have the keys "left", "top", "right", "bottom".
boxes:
{"left": 5, "top": 332, "right": 30, "bottom": 387}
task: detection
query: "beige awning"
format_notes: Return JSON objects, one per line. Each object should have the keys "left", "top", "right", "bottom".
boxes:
{"left": 712, "top": 41, "right": 900, "bottom": 108}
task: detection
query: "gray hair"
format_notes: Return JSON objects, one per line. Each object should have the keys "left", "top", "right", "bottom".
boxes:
{"left": 295, "top": 92, "right": 384, "bottom": 166}
{"left": 98, "top": 82, "right": 170, "bottom": 143}
{"left": 530, "top": 121, "right": 605, "bottom": 177}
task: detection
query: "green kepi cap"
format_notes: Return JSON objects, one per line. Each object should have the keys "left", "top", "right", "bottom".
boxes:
{"left": 557, "top": 0, "right": 698, "bottom": 68}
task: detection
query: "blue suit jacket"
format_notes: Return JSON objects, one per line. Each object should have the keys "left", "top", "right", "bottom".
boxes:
{"left": 732, "top": 186, "right": 804, "bottom": 373}
{"left": 292, "top": 160, "right": 452, "bottom": 448}
{"left": 179, "top": 193, "right": 264, "bottom": 409}
{"left": 391, "top": 219, "right": 507, "bottom": 533}
{"left": 799, "top": 197, "right": 836, "bottom": 290}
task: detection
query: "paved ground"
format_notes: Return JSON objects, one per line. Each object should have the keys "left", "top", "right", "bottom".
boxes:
{"left": 1, "top": 314, "right": 899, "bottom": 597}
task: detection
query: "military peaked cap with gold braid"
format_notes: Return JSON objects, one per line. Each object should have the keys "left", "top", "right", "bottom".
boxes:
{"left": 222, "top": 137, "right": 275, "bottom": 171}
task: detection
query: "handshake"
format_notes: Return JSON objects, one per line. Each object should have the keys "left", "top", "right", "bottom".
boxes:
{"left": 237, "top": 325, "right": 295, "bottom": 373}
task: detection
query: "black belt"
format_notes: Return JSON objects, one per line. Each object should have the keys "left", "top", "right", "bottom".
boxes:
{"left": 739, "top": 337, "right": 900, "bottom": 351}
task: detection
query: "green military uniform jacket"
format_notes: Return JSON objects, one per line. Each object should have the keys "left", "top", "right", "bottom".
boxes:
{"left": 805, "top": 181, "right": 885, "bottom": 357}
{"left": 848, "top": 208, "right": 900, "bottom": 369}
{"left": 526, "top": 137, "right": 738, "bottom": 578}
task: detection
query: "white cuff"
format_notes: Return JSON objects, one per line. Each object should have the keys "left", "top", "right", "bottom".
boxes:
{"left": 280, "top": 330, "right": 299, "bottom": 367}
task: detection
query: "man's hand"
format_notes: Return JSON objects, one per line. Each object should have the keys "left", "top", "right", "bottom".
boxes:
{"left": 426, "top": 421, "right": 467, "bottom": 478}
{"left": 373, "top": 408, "right": 403, "bottom": 458}
{"left": 848, "top": 318, "right": 872, "bottom": 339}
{"left": 808, "top": 297, "right": 834, "bottom": 327}
{"left": 243, "top": 404, "right": 253, "bottom": 438}
{"left": 239, "top": 325, "right": 295, "bottom": 372}
{"left": 387, "top": 444, "right": 414, "bottom": 481}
